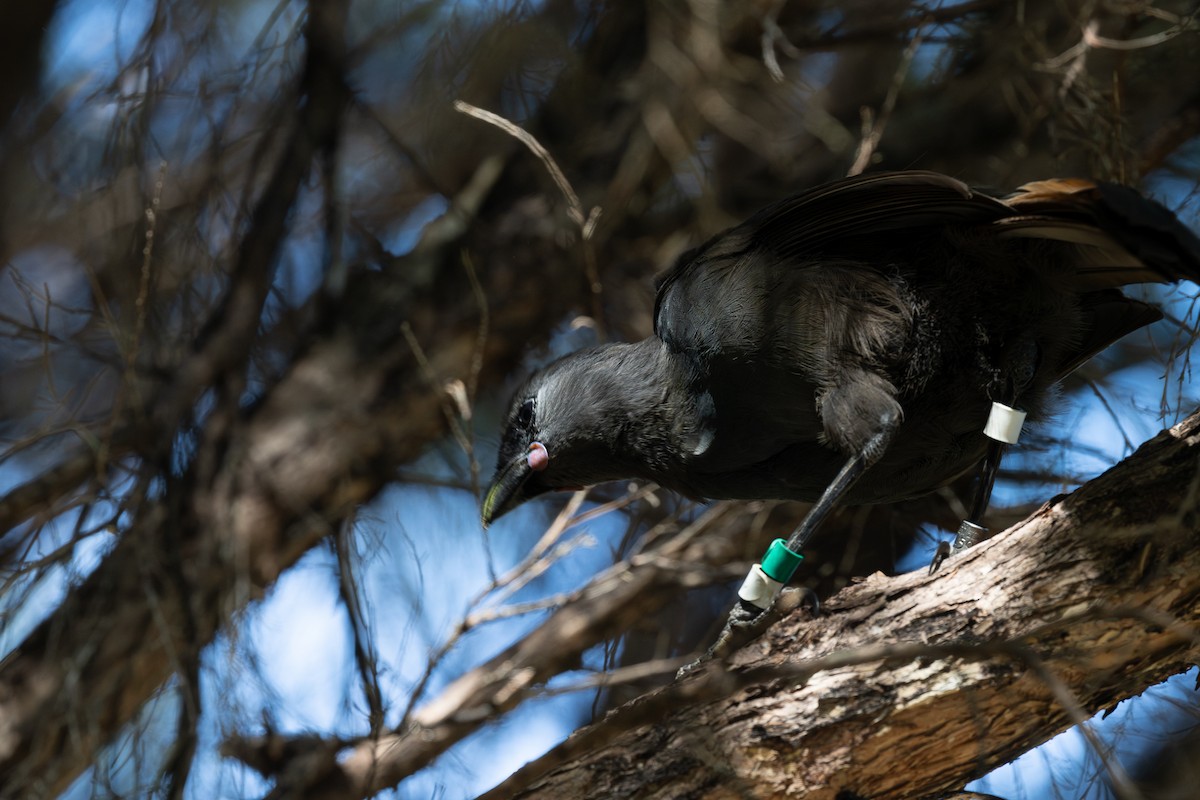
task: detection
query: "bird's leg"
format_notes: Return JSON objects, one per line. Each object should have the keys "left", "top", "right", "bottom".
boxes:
{"left": 929, "top": 401, "right": 1026, "bottom": 573}
{"left": 928, "top": 441, "right": 1002, "bottom": 573}
{"left": 676, "top": 582, "right": 814, "bottom": 679}
{"left": 678, "top": 398, "right": 900, "bottom": 678}
{"left": 784, "top": 424, "right": 895, "bottom": 553}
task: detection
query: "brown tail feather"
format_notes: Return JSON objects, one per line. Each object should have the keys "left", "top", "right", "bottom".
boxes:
{"left": 998, "top": 178, "right": 1200, "bottom": 287}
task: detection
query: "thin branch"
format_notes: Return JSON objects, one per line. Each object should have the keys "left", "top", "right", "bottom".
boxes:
{"left": 335, "top": 521, "right": 387, "bottom": 735}
{"left": 453, "top": 100, "right": 606, "bottom": 336}
{"left": 453, "top": 100, "right": 593, "bottom": 234}
{"left": 847, "top": 27, "right": 924, "bottom": 176}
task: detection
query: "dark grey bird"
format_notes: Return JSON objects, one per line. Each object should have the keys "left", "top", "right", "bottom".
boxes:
{"left": 481, "top": 172, "right": 1200, "bottom": 553}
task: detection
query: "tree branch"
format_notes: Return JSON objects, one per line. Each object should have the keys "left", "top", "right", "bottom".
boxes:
{"left": 0, "top": 2, "right": 353, "bottom": 793}
{"left": 0, "top": 5, "right": 673, "bottom": 795}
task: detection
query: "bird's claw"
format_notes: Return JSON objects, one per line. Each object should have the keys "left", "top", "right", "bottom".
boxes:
{"left": 676, "top": 600, "right": 767, "bottom": 679}
{"left": 676, "top": 589, "right": 820, "bottom": 679}
{"left": 929, "top": 520, "right": 989, "bottom": 574}
{"left": 928, "top": 540, "right": 952, "bottom": 574}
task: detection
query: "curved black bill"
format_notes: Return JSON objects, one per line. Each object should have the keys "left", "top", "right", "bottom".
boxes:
{"left": 481, "top": 454, "right": 531, "bottom": 527}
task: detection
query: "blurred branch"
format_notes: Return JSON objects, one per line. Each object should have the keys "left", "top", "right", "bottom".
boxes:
{"left": 454, "top": 101, "right": 601, "bottom": 240}
{"left": 0, "top": 3, "right": 672, "bottom": 796}
{"left": 334, "top": 520, "right": 386, "bottom": 736}
{"left": 236, "top": 505, "right": 754, "bottom": 798}
{"left": 847, "top": 28, "right": 923, "bottom": 176}
{"left": 0, "top": 0, "right": 354, "bottom": 792}
{"left": 454, "top": 100, "right": 605, "bottom": 337}
{"left": 0, "top": 2, "right": 60, "bottom": 134}
{"left": 152, "top": 2, "right": 350, "bottom": 437}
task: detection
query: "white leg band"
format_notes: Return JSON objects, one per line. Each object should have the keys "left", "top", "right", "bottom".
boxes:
{"left": 984, "top": 401, "right": 1026, "bottom": 444}
{"left": 738, "top": 564, "right": 785, "bottom": 610}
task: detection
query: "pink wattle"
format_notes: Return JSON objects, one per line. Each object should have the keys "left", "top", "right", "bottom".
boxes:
{"left": 527, "top": 441, "right": 549, "bottom": 471}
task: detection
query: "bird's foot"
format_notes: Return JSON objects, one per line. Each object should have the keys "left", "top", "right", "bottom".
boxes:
{"left": 675, "top": 588, "right": 819, "bottom": 679}
{"left": 928, "top": 520, "right": 989, "bottom": 574}
{"left": 927, "top": 540, "right": 952, "bottom": 574}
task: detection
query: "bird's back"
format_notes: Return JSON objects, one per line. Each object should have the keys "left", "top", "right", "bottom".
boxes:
{"left": 653, "top": 172, "right": 1200, "bottom": 505}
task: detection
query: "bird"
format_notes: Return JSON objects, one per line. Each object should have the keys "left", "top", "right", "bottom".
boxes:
{"left": 481, "top": 171, "right": 1200, "bottom": 566}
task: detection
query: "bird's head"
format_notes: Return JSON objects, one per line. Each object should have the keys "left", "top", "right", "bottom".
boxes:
{"left": 481, "top": 345, "right": 650, "bottom": 526}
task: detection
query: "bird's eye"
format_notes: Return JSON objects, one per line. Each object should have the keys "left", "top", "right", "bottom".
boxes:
{"left": 516, "top": 398, "right": 535, "bottom": 427}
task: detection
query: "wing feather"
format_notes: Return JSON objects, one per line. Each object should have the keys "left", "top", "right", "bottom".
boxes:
{"left": 654, "top": 171, "right": 1010, "bottom": 340}
{"left": 656, "top": 171, "right": 1200, "bottom": 344}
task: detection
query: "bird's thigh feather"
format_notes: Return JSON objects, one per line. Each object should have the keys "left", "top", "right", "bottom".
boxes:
{"left": 817, "top": 372, "right": 902, "bottom": 461}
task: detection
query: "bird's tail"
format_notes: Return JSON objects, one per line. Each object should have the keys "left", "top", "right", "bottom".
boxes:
{"left": 993, "top": 178, "right": 1200, "bottom": 290}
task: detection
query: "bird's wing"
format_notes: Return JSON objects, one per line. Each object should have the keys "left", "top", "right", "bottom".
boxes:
{"left": 652, "top": 172, "right": 1010, "bottom": 471}
{"left": 653, "top": 171, "right": 1013, "bottom": 355}
{"left": 654, "top": 172, "right": 1200, "bottom": 345}
{"left": 747, "top": 170, "right": 1011, "bottom": 259}
{"left": 655, "top": 171, "right": 1003, "bottom": 326}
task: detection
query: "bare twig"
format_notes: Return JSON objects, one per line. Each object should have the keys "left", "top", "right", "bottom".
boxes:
{"left": 335, "top": 521, "right": 387, "bottom": 735}
{"left": 848, "top": 28, "right": 924, "bottom": 176}
{"left": 453, "top": 100, "right": 600, "bottom": 238}
{"left": 453, "top": 100, "right": 606, "bottom": 336}
{"left": 760, "top": 0, "right": 801, "bottom": 82}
